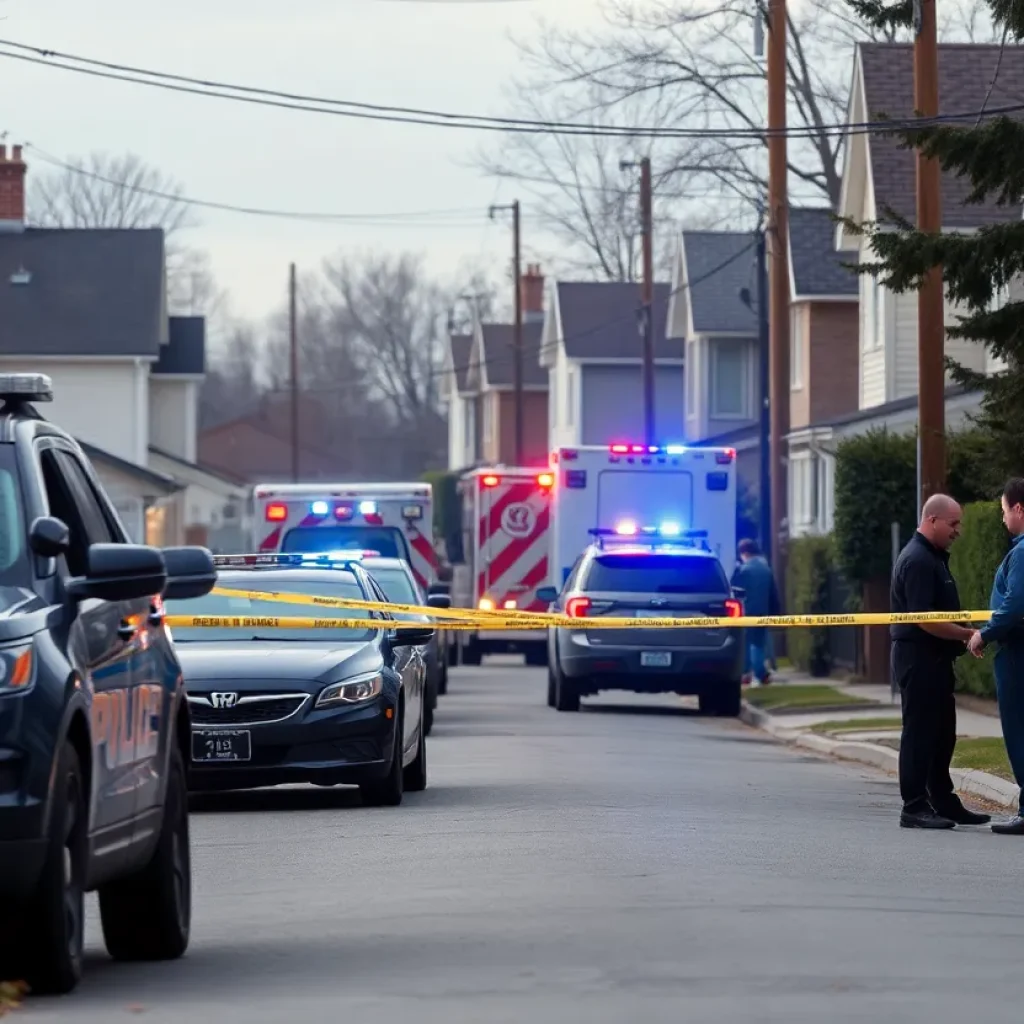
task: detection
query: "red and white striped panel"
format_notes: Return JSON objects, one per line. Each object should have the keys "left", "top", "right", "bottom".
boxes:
{"left": 477, "top": 480, "right": 551, "bottom": 612}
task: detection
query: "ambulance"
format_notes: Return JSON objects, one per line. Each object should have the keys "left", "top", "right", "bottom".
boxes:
{"left": 250, "top": 482, "right": 439, "bottom": 591}
{"left": 549, "top": 442, "right": 739, "bottom": 584}
{"left": 452, "top": 466, "right": 554, "bottom": 666}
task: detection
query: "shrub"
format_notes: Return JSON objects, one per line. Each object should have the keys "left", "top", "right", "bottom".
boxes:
{"left": 949, "top": 500, "right": 1010, "bottom": 699}
{"left": 786, "top": 535, "right": 834, "bottom": 675}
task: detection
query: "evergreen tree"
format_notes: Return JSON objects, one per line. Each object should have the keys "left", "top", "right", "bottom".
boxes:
{"left": 841, "top": 0, "right": 1024, "bottom": 479}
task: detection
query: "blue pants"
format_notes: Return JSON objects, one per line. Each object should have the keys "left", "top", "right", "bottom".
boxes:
{"left": 994, "top": 647, "right": 1024, "bottom": 801}
{"left": 746, "top": 626, "right": 768, "bottom": 679}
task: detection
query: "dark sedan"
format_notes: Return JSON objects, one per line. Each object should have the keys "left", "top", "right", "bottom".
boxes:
{"left": 165, "top": 555, "right": 433, "bottom": 807}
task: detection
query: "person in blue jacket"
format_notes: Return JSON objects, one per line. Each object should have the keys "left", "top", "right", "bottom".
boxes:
{"left": 732, "top": 538, "right": 781, "bottom": 686}
{"left": 968, "top": 477, "right": 1024, "bottom": 835}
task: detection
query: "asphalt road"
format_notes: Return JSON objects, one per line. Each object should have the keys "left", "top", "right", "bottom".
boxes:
{"left": 20, "top": 664, "right": 1024, "bottom": 1023}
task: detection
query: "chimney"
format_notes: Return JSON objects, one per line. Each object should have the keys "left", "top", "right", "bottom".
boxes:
{"left": 520, "top": 263, "right": 545, "bottom": 323}
{"left": 0, "top": 144, "right": 27, "bottom": 231}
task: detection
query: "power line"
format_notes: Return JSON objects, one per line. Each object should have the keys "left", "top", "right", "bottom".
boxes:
{"left": 0, "top": 39, "right": 1021, "bottom": 140}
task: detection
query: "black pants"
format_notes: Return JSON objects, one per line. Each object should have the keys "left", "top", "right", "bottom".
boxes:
{"left": 892, "top": 641, "right": 958, "bottom": 813}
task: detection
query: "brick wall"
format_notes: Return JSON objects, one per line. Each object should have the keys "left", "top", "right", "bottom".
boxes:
{"left": 483, "top": 390, "right": 549, "bottom": 467}
{"left": 790, "top": 300, "right": 859, "bottom": 429}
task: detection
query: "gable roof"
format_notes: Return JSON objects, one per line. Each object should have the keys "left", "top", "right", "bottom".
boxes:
{"left": 859, "top": 43, "right": 1024, "bottom": 227}
{"left": 788, "top": 207, "right": 858, "bottom": 299}
{"left": 479, "top": 322, "right": 546, "bottom": 386}
{"left": 681, "top": 231, "right": 758, "bottom": 334}
{"left": 154, "top": 316, "right": 205, "bottom": 376}
{"left": 0, "top": 228, "right": 165, "bottom": 356}
{"left": 448, "top": 333, "right": 473, "bottom": 393}
{"left": 554, "top": 281, "right": 678, "bottom": 360}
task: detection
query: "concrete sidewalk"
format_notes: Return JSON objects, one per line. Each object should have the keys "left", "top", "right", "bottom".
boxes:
{"left": 741, "top": 671, "right": 1019, "bottom": 810}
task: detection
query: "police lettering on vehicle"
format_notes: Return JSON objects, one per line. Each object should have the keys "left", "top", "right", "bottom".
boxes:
{"left": 90, "top": 684, "right": 163, "bottom": 771}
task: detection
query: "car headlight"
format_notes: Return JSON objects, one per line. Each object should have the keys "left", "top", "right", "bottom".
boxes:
{"left": 0, "top": 644, "right": 34, "bottom": 696}
{"left": 315, "top": 672, "right": 384, "bottom": 709}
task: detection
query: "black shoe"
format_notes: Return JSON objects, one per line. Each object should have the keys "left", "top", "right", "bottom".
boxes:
{"left": 900, "top": 808, "right": 956, "bottom": 829}
{"left": 934, "top": 804, "right": 992, "bottom": 826}
{"left": 991, "top": 815, "right": 1024, "bottom": 835}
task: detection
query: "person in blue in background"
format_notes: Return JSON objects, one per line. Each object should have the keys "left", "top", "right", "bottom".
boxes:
{"left": 968, "top": 477, "right": 1024, "bottom": 835}
{"left": 732, "top": 538, "right": 781, "bottom": 687}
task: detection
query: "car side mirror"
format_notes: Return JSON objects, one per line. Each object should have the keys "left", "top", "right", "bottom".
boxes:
{"left": 427, "top": 582, "right": 450, "bottom": 597}
{"left": 394, "top": 625, "right": 435, "bottom": 647}
{"left": 66, "top": 543, "right": 168, "bottom": 603}
{"left": 427, "top": 593, "right": 452, "bottom": 609}
{"left": 162, "top": 545, "right": 217, "bottom": 600}
{"left": 29, "top": 516, "right": 70, "bottom": 558}
{"left": 536, "top": 586, "right": 558, "bottom": 604}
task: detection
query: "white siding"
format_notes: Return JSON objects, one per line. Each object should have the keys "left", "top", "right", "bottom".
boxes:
{"left": 0, "top": 358, "right": 148, "bottom": 463}
{"left": 549, "top": 345, "right": 577, "bottom": 449}
{"left": 944, "top": 285, "right": 988, "bottom": 381}
{"left": 149, "top": 377, "right": 197, "bottom": 462}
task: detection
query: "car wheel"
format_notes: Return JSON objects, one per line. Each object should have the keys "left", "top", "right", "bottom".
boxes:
{"left": 554, "top": 665, "right": 580, "bottom": 712}
{"left": 99, "top": 746, "right": 191, "bottom": 962}
{"left": 438, "top": 658, "right": 448, "bottom": 696}
{"left": 525, "top": 645, "right": 548, "bottom": 668}
{"left": 424, "top": 699, "right": 434, "bottom": 736}
{"left": 546, "top": 664, "right": 556, "bottom": 707}
{"left": 21, "top": 741, "right": 86, "bottom": 995}
{"left": 461, "top": 639, "right": 482, "bottom": 666}
{"left": 360, "top": 711, "right": 404, "bottom": 807}
{"left": 403, "top": 711, "right": 428, "bottom": 793}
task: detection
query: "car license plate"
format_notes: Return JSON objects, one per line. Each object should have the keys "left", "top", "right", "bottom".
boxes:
{"left": 641, "top": 651, "right": 672, "bottom": 668}
{"left": 192, "top": 730, "right": 251, "bottom": 763}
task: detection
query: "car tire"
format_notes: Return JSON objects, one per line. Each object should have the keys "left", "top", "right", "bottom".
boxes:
{"left": 424, "top": 699, "right": 434, "bottom": 736}
{"left": 438, "top": 658, "right": 448, "bottom": 696}
{"left": 98, "top": 746, "right": 191, "bottom": 962}
{"left": 461, "top": 639, "right": 482, "bottom": 666}
{"left": 20, "top": 741, "right": 86, "bottom": 995}
{"left": 525, "top": 645, "right": 548, "bottom": 668}
{"left": 546, "top": 664, "right": 556, "bottom": 707}
{"left": 700, "top": 682, "right": 742, "bottom": 717}
{"left": 554, "top": 665, "right": 580, "bottom": 712}
{"left": 403, "top": 711, "right": 428, "bottom": 793}
{"left": 360, "top": 712, "right": 404, "bottom": 807}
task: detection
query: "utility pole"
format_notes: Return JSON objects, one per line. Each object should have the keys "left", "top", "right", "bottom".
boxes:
{"left": 755, "top": 217, "right": 771, "bottom": 561}
{"left": 914, "top": 0, "right": 944, "bottom": 511}
{"left": 767, "top": 0, "right": 790, "bottom": 583}
{"left": 640, "top": 157, "right": 655, "bottom": 447}
{"left": 289, "top": 262, "right": 299, "bottom": 483}
{"left": 489, "top": 201, "right": 524, "bottom": 465}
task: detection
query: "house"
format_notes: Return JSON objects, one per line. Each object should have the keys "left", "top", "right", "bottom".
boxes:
{"left": 785, "top": 206, "right": 860, "bottom": 538}
{"left": 458, "top": 264, "right": 549, "bottom": 468}
{"left": 442, "top": 331, "right": 476, "bottom": 471}
{"left": 541, "top": 280, "right": 682, "bottom": 449}
{"left": 0, "top": 142, "right": 248, "bottom": 545}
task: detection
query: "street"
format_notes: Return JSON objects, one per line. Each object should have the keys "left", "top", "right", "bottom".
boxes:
{"left": 21, "top": 664, "right": 1024, "bottom": 1024}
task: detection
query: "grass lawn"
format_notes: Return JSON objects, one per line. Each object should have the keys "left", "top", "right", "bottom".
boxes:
{"left": 744, "top": 684, "right": 866, "bottom": 712}
{"left": 952, "top": 738, "right": 1015, "bottom": 782}
{"left": 810, "top": 716, "right": 903, "bottom": 734}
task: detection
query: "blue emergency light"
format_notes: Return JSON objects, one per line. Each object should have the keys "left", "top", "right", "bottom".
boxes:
{"left": 359, "top": 500, "right": 378, "bottom": 515}
{"left": 211, "top": 551, "right": 368, "bottom": 569}
{"left": 310, "top": 500, "right": 330, "bottom": 516}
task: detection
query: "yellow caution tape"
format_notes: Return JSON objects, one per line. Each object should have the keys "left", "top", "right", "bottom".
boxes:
{"left": 166, "top": 609, "right": 997, "bottom": 631}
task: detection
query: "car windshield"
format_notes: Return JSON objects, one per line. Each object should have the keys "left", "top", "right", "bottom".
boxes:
{"left": 583, "top": 553, "right": 728, "bottom": 594}
{"left": 367, "top": 567, "right": 419, "bottom": 606}
{"left": 281, "top": 525, "right": 409, "bottom": 560}
{"left": 167, "top": 576, "right": 376, "bottom": 642}
{"left": 0, "top": 444, "right": 29, "bottom": 588}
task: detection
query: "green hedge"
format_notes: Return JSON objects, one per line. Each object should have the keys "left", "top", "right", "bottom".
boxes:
{"left": 786, "top": 536, "right": 835, "bottom": 675}
{"left": 833, "top": 427, "right": 994, "bottom": 588}
{"left": 949, "top": 500, "right": 1009, "bottom": 698}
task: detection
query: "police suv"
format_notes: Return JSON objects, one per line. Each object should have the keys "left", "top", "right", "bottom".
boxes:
{"left": 0, "top": 375, "right": 216, "bottom": 994}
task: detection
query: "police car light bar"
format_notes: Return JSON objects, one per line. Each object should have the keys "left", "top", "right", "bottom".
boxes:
{"left": 212, "top": 552, "right": 371, "bottom": 568}
{"left": 0, "top": 373, "right": 54, "bottom": 403}
{"left": 590, "top": 526, "right": 709, "bottom": 540}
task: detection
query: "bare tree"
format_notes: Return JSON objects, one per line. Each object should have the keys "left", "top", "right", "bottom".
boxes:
{"left": 198, "top": 324, "right": 265, "bottom": 430}
{"left": 481, "top": 0, "right": 998, "bottom": 255}
{"left": 28, "top": 150, "right": 196, "bottom": 235}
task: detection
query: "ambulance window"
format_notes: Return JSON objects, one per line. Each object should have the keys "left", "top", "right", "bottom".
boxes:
{"left": 281, "top": 525, "right": 410, "bottom": 561}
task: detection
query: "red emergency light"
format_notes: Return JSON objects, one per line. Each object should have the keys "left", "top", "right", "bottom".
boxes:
{"left": 265, "top": 503, "right": 288, "bottom": 522}
{"left": 482, "top": 474, "right": 500, "bottom": 488}
{"left": 537, "top": 472, "right": 554, "bottom": 489}
{"left": 334, "top": 505, "right": 354, "bottom": 520}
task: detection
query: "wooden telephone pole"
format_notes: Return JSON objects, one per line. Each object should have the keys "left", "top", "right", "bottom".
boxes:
{"left": 640, "top": 157, "right": 655, "bottom": 448}
{"left": 767, "top": 0, "right": 790, "bottom": 581}
{"left": 489, "top": 201, "right": 524, "bottom": 465}
{"left": 914, "top": 0, "right": 945, "bottom": 510}
{"left": 289, "top": 262, "right": 299, "bottom": 483}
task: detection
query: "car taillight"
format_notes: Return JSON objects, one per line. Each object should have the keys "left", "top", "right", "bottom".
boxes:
{"left": 724, "top": 599, "right": 742, "bottom": 618}
{"left": 566, "top": 597, "right": 591, "bottom": 618}
{"left": 266, "top": 503, "right": 287, "bottom": 522}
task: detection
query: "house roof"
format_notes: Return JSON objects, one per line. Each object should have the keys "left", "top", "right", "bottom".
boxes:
{"left": 681, "top": 232, "right": 758, "bottom": 334}
{"left": 788, "top": 207, "right": 858, "bottom": 298}
{"left": 0, "top": 228, "right": 165, "bottom": 356}
{"left": 859, "top": 43, "right": 1024, "bottom": 227}
{"left": 480, "top": 322, "right": 546, "bottom": 385}
{"left": 448, "top": 333, "right": 474, "bottom": 392}
{"left": 148, "top": 444, "right": 247, "bottom": 488}
{"left": 79, "top": 440, "right": 181, "bottom": 494}
{"left": 554, "top": 281, "right": 679, "bottom": 360}
{"left": 154, "top": 317, "right": 205, "bottom": 376}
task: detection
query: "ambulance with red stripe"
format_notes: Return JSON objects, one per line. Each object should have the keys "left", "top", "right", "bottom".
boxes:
{"left": 453, "top": 467, "right": 554, "bottom": 667}
{"left": 250, "top": 482, "right": 439, "bottom": 592}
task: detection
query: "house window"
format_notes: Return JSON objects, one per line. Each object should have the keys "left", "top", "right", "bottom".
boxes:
{"left": 710, "top": 340, "right": 748, "bottom": 418}
{"left": 790, "top": 307, "right": 804, "bottom": 389}
{"left": 788, "top": 453, "right": 818, "bottom": 529}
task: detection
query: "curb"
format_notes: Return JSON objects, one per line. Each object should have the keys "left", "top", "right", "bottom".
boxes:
{"left": 740, "top": 702, "right": 1020, "bottom": 811}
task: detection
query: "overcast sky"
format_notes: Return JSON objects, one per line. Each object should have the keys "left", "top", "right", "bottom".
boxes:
{"left": 0, "top": 0, "right": 602, "bottom": 331}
